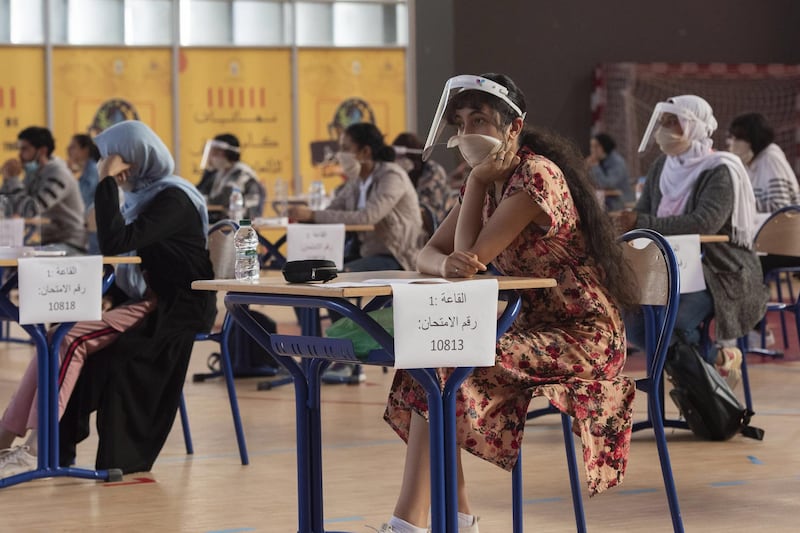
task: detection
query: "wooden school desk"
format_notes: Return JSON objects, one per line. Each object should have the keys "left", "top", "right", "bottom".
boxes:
{"left": 193, "top": 270, "right": 556, "bottom": 533}
{"left": 0, "top": 255, "right": 140, "bottom": 489}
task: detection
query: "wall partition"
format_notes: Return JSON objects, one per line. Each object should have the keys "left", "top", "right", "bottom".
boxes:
{"left": 0, "top": 0, "right": 412, "bottom": 201}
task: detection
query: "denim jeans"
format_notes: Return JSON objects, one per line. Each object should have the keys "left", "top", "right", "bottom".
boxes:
{"left": 624, "top": 289, "right": 714, "bottom": 353}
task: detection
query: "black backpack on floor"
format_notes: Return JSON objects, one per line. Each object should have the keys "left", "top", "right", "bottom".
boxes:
{"left": 664, "top": 336, "right": 764, "bottom": 441}
{"left": 194, "top": 310, "right": 280, "bottom": 382}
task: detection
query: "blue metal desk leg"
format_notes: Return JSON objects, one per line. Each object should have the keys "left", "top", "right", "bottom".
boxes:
{"left": 408, "top": 369, "right": 449, "bottom": 533}
{"left": 227, "top": 300, "right": 320, "bottom": 533}
{"left": 442, "top": 368, "right": 475, "bottom": 533}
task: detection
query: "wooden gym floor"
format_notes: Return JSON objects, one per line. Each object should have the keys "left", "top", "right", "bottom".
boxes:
{"left": 0, "top": 300, "right": 798, "bottom": 532}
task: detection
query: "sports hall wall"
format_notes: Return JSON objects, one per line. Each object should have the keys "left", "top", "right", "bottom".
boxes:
{"left": 0, "top": 46, "right": 406, "bottom": 199}
{"left": 415, "top": 0, "right": 800, "bottom": 155}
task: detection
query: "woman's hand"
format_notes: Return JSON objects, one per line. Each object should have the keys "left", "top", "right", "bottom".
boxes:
{"left": 98, "top": 154, "right": 130, "bottom": 180}
{"left": 440, "top": 250, "right": 487, "bottom": 278}
{"left": 468, "top": 149, "right": 521, "bottom": 186}
{"left": 288, "top": 205, "right": 313, "bottom": 222}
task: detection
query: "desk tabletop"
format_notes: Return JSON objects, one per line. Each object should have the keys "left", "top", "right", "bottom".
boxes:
{"left": 253, "top": 221, "right": 374, "bottom": 232}
{"left": 0, "top": 255, "right": 141, "bottom": 267}
{"left": 193, "top": 270, "right": 556, "bottom": 297}
{"left": 698, "top": 234, "right": 730, "bottom": 243}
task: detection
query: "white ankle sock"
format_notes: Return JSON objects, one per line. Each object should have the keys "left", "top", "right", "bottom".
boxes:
{"left": 387, "top": 516, "right": 428, "bottom": 533}
{"left": 458, "top": 512, "right": 475, "bottom": 528}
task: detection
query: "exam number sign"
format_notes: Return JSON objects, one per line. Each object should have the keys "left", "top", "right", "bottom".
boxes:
{"left": 17, "top": 256, "right": 103, "bottom": 325}
{"left": 286, "top": 223, "right": 346, "bottom": 270}
{"left": 391, "top": 279, "right": 499, "bottom": 369}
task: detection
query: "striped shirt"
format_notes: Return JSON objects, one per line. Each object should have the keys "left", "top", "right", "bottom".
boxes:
{"left": 748, "top": 143, "right": 800, "bottom": 213}
{"left": 0, "top": 157, "right": 86, "bottom": 250}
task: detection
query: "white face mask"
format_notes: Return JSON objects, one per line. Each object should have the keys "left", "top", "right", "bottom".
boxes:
{"left": 446, "top": 134, "right": 503, "bottom": 167}
{"left": 727, "top": 138, "right": 754, "bottom": 165}
{"left": 336, "top": 151, "right": 361, "bottom": 180}
{"left": 654, "top": 126, "right": 691, "bottom": 156}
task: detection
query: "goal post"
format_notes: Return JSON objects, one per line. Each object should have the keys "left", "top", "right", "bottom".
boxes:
{"left": 591, "top": 62, "right": 800, "bottom": 179}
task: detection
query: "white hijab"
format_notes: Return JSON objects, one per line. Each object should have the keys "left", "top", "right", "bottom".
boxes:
{"left": 656, "top": 95, "right": 757, "bottom": 248}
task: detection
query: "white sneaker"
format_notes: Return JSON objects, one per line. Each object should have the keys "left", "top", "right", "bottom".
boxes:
{"left": 460, "top": 516, "right": 480, "bottom": 533}
{"left": 747, "top": 328, "right": 775, "bottom": 348}
{"left": 0, "top": 445, "right": 36, "bottom": 477}
{"left": 321, "top": 363, "right": 366, "bottom": 384}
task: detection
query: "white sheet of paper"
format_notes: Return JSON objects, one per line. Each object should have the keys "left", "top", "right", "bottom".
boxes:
{"left": 17, "top": 256, "right": 103, "bottom": 324}
{"left": 323, "top": 278, "right": 450, "bottom": 288}
{"left": 286, "top": 223, "right": 346, "bottom": 270}
{"left": 391, "top": 279, "right": 498, "bottom": 369}
{"left": 664, "top": 234, "right": 706, "bottom": 294}
{"left": 0, "top": 218, "right": 24, "bottom": 247}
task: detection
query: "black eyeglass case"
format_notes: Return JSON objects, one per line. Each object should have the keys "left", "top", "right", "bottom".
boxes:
{"left": 281, "top": 259, "right": 338, "bottom": 283}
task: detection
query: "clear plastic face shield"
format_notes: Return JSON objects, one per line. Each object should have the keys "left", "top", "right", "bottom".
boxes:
{"left": 637, "top": 101, "right": 698, "bottom": 153}
{"left": 199, "top": 139, "right": 240, "bottom": 169}
{"left": 422, "top": 75, "right": 526, "bottom": 161}
{"left": 392, "top": 145, "right": 424, "bottom": 173}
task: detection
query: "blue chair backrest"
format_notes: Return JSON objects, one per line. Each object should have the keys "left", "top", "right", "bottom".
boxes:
{"left": 620, "top": 229, "right": 681, "bottom": 383}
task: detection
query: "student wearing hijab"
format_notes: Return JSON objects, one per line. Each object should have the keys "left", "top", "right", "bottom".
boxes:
{"left": 0, "top": 121, "right": 216, "bottom": 477}
{"left": 615, "top": 95, "right": 768, "bottom": 387}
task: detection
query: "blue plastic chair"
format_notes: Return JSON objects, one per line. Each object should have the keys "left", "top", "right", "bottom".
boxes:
{"left": 752, "top": 205, "right": 800, "bottom": 350}
{"left": 179, "top": 219, "right": 249, "bottom": 465}
{"left": 512, "top": 229, "right": 683, "bottom": 533}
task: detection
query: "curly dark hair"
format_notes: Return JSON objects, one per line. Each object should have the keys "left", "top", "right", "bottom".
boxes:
{"left": 439, "top": 72, "right": 635, "bottom": 307}
{"left": 444, "top": 72, "right": 526, "bottom": 129}
{"left": 520, "top": 126, "right": 638, "bottom": 309}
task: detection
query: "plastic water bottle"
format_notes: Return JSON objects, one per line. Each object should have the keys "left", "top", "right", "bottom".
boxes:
{"left": 234, "top": 219, "right": 259, "bottom": 282}
{"left": 308, "top": 180, "right": 326, "bottom": 210}
{"left": 635, "top": 176, "right": 646, "bottom": 201}
{"left": 229, "top": 185, "right": 245, "bottom": 223}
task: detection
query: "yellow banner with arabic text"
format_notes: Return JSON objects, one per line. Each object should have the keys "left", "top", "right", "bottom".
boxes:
{"left": 298, "top": 49, "right": 406, "bottom": 197}
{"left": 178, "top": 48, "right": 292, "bottom": 207}
{"left": 52, "top": 47, "right": 173, "bottom": 160}
{"left": 0, "top": 47, "right": 46, "bottom": 162}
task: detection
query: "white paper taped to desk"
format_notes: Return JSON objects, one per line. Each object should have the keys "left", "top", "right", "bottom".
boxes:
{"left": 391, "top": 279, "right": 498, "bottom": 369}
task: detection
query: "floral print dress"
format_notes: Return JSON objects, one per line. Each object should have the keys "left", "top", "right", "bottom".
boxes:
{"left": 384, "top": 148, "right": 635, "bottom": 495}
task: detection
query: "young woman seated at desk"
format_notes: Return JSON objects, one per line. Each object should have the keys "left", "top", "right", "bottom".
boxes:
{"left": 377, "top": 72, "right": 638, "bottom": 533}
{"left": 0, "top": 120, "right": 215, "bottom": 477}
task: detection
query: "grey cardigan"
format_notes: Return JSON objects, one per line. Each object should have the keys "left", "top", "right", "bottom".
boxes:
{"left": 635, "top": 156, "right": 768, "bottom": 339}
{"left": 314, "top": 161, "right": 422, "bottom": 271}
